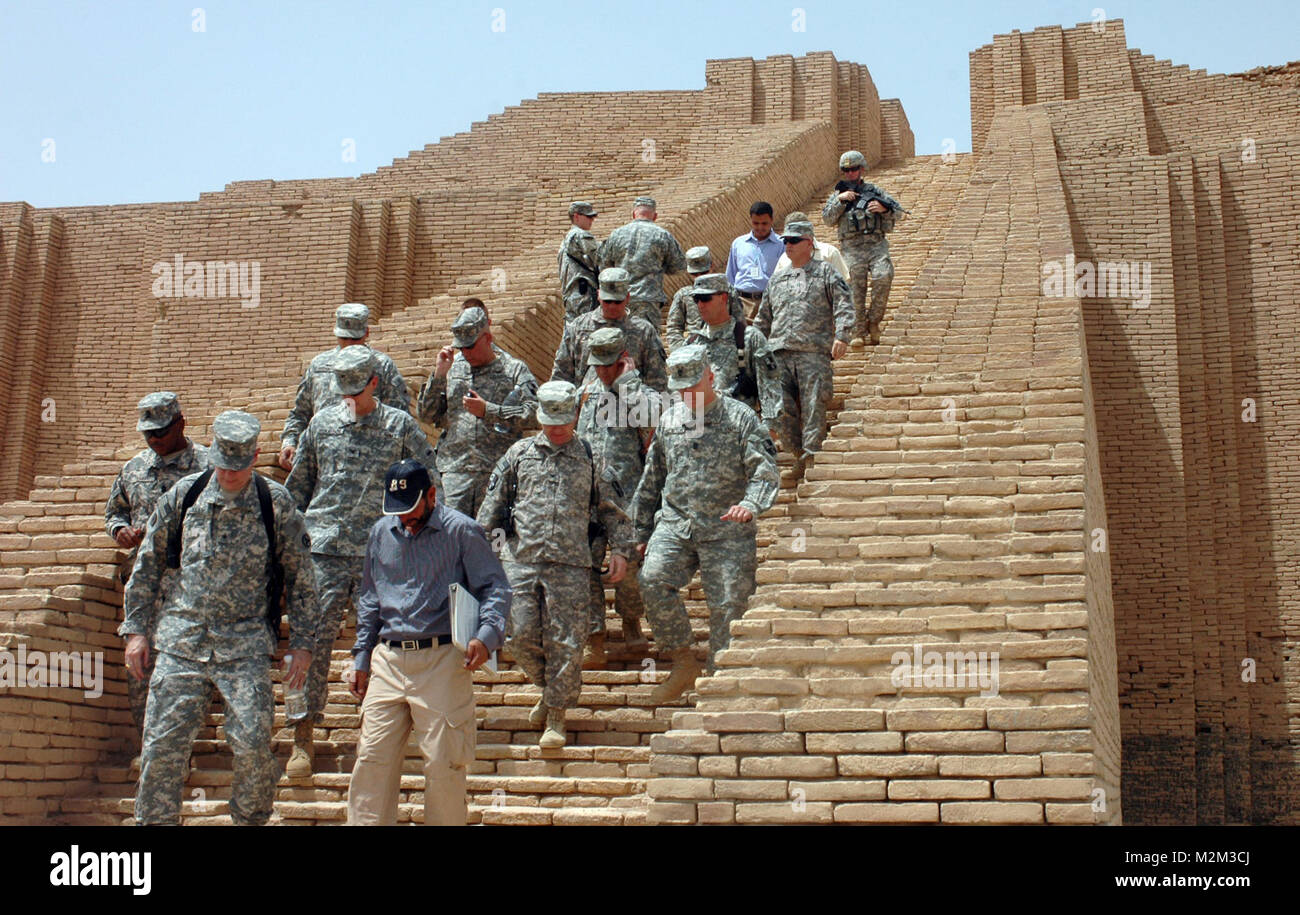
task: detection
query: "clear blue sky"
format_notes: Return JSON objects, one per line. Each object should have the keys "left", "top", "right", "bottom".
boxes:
{"left": 2, "top": 0, "right": 1295, "bottom": 207}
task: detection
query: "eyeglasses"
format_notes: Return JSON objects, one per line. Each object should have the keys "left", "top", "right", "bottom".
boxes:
{"left": 692, "top": 292, "right": 722, "bottom": 301}
{"left": 841, "top": 166, "right": 862, "bottom": 173}
{"left": 782, "top": 237, "right": 809, "bottom": 245}
{"left": 144, "top": 419, "right": 179, "bottom": 439}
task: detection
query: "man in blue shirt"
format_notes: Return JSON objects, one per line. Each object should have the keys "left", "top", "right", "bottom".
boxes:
{"left": 725, "top": 201, "right": 784, "bottom": 318}
{"left": 346, "top": 460, "right": 510, "bottom": 826}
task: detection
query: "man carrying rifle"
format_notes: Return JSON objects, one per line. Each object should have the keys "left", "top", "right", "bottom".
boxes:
{"left": 121, "top": 411, "right": 322, "bottom": 825}
{"left": 821, "top": 150, "right": 906, "bottom": 347}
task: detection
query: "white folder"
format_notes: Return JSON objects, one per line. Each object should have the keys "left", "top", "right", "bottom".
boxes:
{"left": 449, "top": 582, "right": 498, "bottom": 674}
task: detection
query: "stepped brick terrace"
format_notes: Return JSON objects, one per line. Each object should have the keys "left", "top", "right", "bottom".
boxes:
{"left": 1, "top": 18, "right": 1297, "bottom": 825}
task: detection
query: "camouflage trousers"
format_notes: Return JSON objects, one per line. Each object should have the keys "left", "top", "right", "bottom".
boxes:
{"left": 639, "top": 527, "right": 757, "bottom": 672}
{"left": 503, "top": 560, "right": 589, "bottom": 709}
{"left": 306, "top": 552, "right": 365, "bottom": 721}
{"left": 588, "top": 536, "right": 644, "bottom": 636}
{"left": 842, "top": 236, "right": 894, "bottom": 334}
{"left": 774, "top": 349, "right": 834, "bottom": 457}
{"left": 629, "top": 300, "right": 665, "bottom": 332}
{"left": 440, "top": 470, "right": 491, "bottom": 520}
{"left": 136, "top": 650, "right": 277, "bottom": 825}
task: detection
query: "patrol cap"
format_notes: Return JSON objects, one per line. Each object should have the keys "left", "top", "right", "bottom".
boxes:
{"left": 569, "top": 201, "right": 598, "bottom": 217}
{"left": 690, "top": 274, "right": 730, "bottom": 299}
{"left": 332, "top": 346, "right": 375, "bottom": 396}
{"left": 382, "top": 459, "right": 433, "bottom": 515}
{"left": 587, "top": 327, "right": 626, "bottom": 366}
{"left": 781, "top": 219, "right": 816, "bottom": 241}
{"left": 451, "top": 306, "right": 489, "bottom": 348}
{"left": 785, "top": 211, "right": 809, "bottom": 222}
{"left": 535, "top": 380, "right": 578, "bottom": 425}
{"left": 598, "top": 267, "right": 631, "bottom": 302}
{"left": 685, "top": 246, "right": 712, "bottom": 274}
{"left": 210, "top": 411, "right": 260, "bottom": 471}
{"left": 136, "top": 391, "right": 182, "bottom": 432}
{"left": 633, "top": 196, "right": 657, "bottom": 210}
{"left": 334, "top": 303, "right": 370, "bottom": 340}
{"left": 666, "top": 344, "right": 709, "bottom": 391}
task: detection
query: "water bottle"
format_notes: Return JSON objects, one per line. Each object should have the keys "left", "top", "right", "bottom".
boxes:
{"left": 493, "top": 387, "right": 523, "bottom": 435}
{"left": 284, "top": 652, "right": 308, "bottom": 722}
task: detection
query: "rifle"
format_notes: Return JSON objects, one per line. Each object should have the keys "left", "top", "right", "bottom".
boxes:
{"left": 834, "top": 180, "right": 908, "bottom": 234}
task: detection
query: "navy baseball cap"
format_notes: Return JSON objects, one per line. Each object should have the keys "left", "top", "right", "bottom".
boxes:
{"left": 382, "top": 460, "right": 433, "bottom": 515}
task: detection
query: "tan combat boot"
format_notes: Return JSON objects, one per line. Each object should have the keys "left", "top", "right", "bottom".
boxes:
{"left": 285, "top": 719, "right": 314, "bottom": 779}
{"left": 582, "top": 631, "right": 607, "bottom": 669}
{"left": 527, "top": 696, "right": 547, "bottom": 727}
{"left": 539, "top": 708, "right": 567, "bottom": 748}
{"left": 867, "top": 320, "right": 881, "bottom": 345}
{"left": 623, "top": 618, "right": 649, "bottom": 652}
{"left": 650, "top": 647, "right": 703, "bottom": 704}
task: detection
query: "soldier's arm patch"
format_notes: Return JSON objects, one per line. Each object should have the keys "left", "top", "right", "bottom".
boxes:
{"left": 302, "top": 531, "right": 311, "bottom": 549}
{"left": 487, "top": 470, "right": 502, "bottom": 493}
{"left": 762, "top": 438, "right": 778, "bottom": 457}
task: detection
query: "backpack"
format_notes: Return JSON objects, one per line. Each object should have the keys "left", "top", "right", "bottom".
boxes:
{"left": 165, "top": 469, "right": 285, "bottom": 638}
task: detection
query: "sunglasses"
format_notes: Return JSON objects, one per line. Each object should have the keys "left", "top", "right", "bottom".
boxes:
{"left": 782, "top": 237, "right": 809, "bottom": 245}
{"left": 841, "top": 166, "right": 862, "bottom": 173}
{"left": 144, "top": 418, "right": 180, "bottom": 439}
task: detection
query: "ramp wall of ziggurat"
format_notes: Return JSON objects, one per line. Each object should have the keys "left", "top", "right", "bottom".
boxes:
{"left": 0, "top": 18, "right": 1296, "bottom": 824}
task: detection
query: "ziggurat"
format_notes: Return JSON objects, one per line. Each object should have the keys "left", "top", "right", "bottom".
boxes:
{"left": 1, "top": 19, "right": 1297, "bottom": 825}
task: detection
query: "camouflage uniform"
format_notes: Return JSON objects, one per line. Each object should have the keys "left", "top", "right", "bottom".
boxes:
{"left": 477, "top": 419, "right": 633, "bottom": 710}
{"left": 281, "top": 345, "right": 410, "bottom": 452}
{"left": 599, "top": 201, "right": 687, "bottom": 329}
{"left": 121, "top": 412, "right": 321, "bottom": 826}
{"left": 821, "top": 181, "right": 902, "bottom": 336}
{"left": 286, "top": 351, "right": 437, "bottom": 724}
{"left": 576, "top": 346, "right": 659, "bottom": 636}
{"left": 665, "top": 287, "right": 746, "bottom": 351}
{"left": 633, "top": 360, "right": 779, "bottom": 670}
{"left": 682, "top": 316, "right": 782, "bottom": 429}
{"left": 754, "top": 241, "right": 855, "bottom": 458}
{"left": 558, "top": 217, "right": 601, "bottom": 322}
{"left": 105, "top": 393, "right": 209, "bottom": 735}
{"left": 418, "top": 310, "right": 538, "bottom": 518}
{"left": 552, "top": 309, "right": 668, "bottom": 393}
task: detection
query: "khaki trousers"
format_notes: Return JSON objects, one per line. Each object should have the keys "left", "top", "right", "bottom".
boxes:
{"left": 346, "top": 642, "right": 476, "bottom": 826}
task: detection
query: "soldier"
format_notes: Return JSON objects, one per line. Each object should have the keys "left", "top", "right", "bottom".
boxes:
{"left": 105, "top": 392, "right": 210, "bottom": 740}
{"left": 284, "top": 347, "right": 437, "bottom": 778}
{"left": 417, "top": 306, "right": 538, "bottom": 517}
{"left": 634, "top": 347, "right": 779, "bottom": 703}
{"left": 559, "top": 201, "right": 601, "bottom": 322}
{"left": 477, "top": 381, "right": 633, "bottom": 748}
{"left": 772, "top": 211, "right": 851, "bottom": 281}
{"left": 575, "top": 328, "right": 661, "bottom": 666}
{"left": 552, "top": 267, "right": 668, "bottom": 393}
{"left": 754, "top": 218, "right": 855, "bottom": 480}
{"left": 680, "top": 274, "right": 782, "bottom": 431}
{"left": 599, "top": 195, "right": 687, "bottom": 329}
{"left": 278, "top": 302, "right": 411, "bottom": 471}
{"left": 821, "top": 150, "right": 905, "bottom": 346}
{"left": 664, "top": 246, "right": 744, "bottom": 351}
{"left": 121, "top": 411, "right": 321, "bottom": 825}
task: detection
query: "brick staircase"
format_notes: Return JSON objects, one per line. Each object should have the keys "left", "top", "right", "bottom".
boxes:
{"left": 644, "top": 109, "right": 1122, "bottom": 824}
{"left": 3, "top": 151, "right": 980, "bottom": 825}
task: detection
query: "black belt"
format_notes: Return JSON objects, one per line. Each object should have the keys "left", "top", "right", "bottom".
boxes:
{"left": 736, "top": 290, "right": 764, "bottom": 298}
{"left": 381, "top": 635, "right": 452, "bottom": 650}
